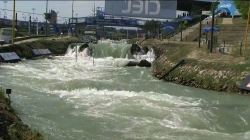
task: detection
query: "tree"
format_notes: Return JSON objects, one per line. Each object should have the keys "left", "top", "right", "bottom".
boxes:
{"left": 178, "top": 23, "right": 185, "bottom": 32}
{"left": 143, "top": 20, "right": 160, "bottom": 38}
{"left": 234, "top": 0, "right": 250, "bottom": 19}
{"left": 184, "top": 20, "right": 188, "bottom": 26}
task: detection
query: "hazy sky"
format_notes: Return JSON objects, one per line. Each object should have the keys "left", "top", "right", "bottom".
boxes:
{"left": 0, "top": 0, "right": 220, "bottom": 23}
{"left": 0, "top": 1, "right": 104, "bottom": 22}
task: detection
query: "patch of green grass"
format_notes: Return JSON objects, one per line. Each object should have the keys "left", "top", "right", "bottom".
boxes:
{"left": 0, "top": 38, "right": 78, "bottom": 59}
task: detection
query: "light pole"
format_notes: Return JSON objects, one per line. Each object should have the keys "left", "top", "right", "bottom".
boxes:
{"left": 71, "top": 0, "right": 74, "bottom": 36}
{"left": 72, "top": 0, "right": 74, "bottom": 21}
{"left": 210, "top": 0, "right": 218, "bottom": 52}
{"left": 45, "top": 0, "right": 48, "bottom": 35}
{"left": 198, "top": 15, "right": 202, "bottom": 48}
{"left": 56, "top": 11, "right": 59, "bottom": 24}
{"left": 3, "top": 0, "right": 7, "bottom": 19}
{"left": 12, "top": 0, "right": 16, "bottom": 45}
{"left": 76, "top": 13, "right": 78, "bottom": 18}
{"left": 32, "top": 8, "right": 35, "bottom": 21}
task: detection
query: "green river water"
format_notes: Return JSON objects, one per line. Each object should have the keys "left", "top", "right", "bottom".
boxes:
{"left": 0, "top": 42, "right": 250, "bottom": 140}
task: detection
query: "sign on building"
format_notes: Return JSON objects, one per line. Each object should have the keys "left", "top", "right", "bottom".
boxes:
{"left": 105, "top": 0, "right": 177, "bottom": 19}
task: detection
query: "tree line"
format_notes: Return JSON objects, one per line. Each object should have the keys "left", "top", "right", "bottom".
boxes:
{"left": 234, "top": 0, "right": 250, "bottom": 19}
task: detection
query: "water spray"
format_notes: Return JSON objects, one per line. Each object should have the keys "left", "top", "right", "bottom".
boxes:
{"left": 149, "top": 47, "right": 152, "bottom": 62}
{"left": 75, "top": 44, "right": 78, "bottom": 63}
{"left": 93, "top": 46, "right": 95, "bottom": 66}
{"left": 6, "top": 89, "right": 11, "bottom": 106}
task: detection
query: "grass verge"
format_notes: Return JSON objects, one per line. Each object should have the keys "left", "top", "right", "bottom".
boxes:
{"left": 138, "top": 39, "right": 250, "bottom": 94}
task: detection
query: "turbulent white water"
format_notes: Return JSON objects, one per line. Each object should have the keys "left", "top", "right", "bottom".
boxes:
{"left": 0, "top": 41, "right": 250, "bottom": 140}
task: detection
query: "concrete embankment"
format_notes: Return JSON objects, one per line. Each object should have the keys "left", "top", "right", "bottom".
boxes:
{"left": 130, "top": 38, "right": 250, "bottom": 94}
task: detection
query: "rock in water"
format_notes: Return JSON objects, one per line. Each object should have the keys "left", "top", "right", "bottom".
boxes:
{"left": 126, "top": 61, "right": 139, "bottom": 67}
{"left": 79, "top": 43, "right": 89, "bottom": 52}
{"left": 138, "top": 60, "right": 151, "bottom": 67}
{"left": 130, "top": 44, "right": 141, "bottom": 55}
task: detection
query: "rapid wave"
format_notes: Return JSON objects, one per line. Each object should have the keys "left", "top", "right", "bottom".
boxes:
{"left": 0, "top": 40, "right": 250, "bottom": 140}
{"left": 64, "top": 41, "right": 155, "bottom": 67}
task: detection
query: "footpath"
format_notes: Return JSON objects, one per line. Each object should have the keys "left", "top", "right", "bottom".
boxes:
{"left": 0, "top": 36, "right": 71, "bottom": 48}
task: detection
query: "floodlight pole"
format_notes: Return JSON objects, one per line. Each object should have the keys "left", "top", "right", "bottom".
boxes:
{"left": 198, "top": 15, "right": 202, "bottom": 48}
{"left": 210, "top": 0, "right": 217, "bottom": 52}
{"left": 11, "top": 0, "right": 16, "bottom": 46}
{"left": 45, "top": 0, "right": 48, "bottom": 35}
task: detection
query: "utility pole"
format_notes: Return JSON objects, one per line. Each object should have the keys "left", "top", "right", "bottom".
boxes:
{"left": 3, "top": 0, "right": 7, "bottom": 19}
{"left": 243, "top": 5, "right": 250, "bottom": 56}
{"left": 45, "top": 0, "right": 48, "bottom": 35}
{"left": 12, "top": 0, "right": 16, "bottom": 46}
{"left": 72, "top": 0, "right": 74, "bottom": 35}
{"left": 94, "top": 2, "right": 96, "bottom": 18}
{"left": 72, "top": 0, "right": 74, "bottom": 22}
{"left": 56, "top": 11, "right": 59, "bottom": 24}
{"left": 210, "top": 0, "right": 217, "bottom": 52}
{"left": 76, "top": 13, "right": 78, "bottom": 18}
{"left": 32, "top": 8, "right": 35, "bottom": 21}
{"left": 28, "top": 16, "right": 31, "bottom": 36}
{"left": 198, "top": 15, "right": 202, "bottom": 48}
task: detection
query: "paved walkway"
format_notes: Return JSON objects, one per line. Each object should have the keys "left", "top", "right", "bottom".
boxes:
{"left": 221, "top": 18, "right": 233, "bottom": 24}
{"left": 0, "top": 36, "right": 71, "bottom": 48}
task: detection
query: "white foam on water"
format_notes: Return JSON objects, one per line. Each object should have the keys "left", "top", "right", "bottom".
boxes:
{"left": 64, "top": 42, "right": 156, "bottom": 67}
{"left": 1, "top": 42, "right": 250, "bottom": 140}
{"left": 44, "top": 87, "right": 245, "bottom": 140}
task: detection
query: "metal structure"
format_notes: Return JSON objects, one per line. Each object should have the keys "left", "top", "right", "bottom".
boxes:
{"left": 32, "top": 8, "right": 35, "bottom": 21}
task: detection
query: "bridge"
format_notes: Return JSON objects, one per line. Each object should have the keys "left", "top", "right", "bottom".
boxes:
{"left": 73, "top": 16, "right": 147, "bottom": 28}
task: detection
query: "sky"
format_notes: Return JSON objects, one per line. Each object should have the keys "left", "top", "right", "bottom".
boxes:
{"left": 0, "top": 1, "right": 105, "bottom": 23}
{"left": 0, "top": 0, "right": 224, "bottom": 23}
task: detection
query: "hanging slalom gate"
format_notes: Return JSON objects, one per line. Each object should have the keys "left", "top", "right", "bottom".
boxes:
{"left": 243, "top": 6, "right": 250, "bottom": 56}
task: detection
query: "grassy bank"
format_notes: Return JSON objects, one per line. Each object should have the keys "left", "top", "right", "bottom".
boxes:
{"left": 0, "top": 37, "right": 78, "bottom": 59}
{"left": 0, "top": 87, "right": 43, "bottom": 140}
{"left": 131, "top": 38, "right": 250, "bottom": 94}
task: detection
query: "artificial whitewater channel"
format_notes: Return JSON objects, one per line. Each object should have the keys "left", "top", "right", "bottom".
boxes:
{"left": 0, "top": 40, "right": 250, "bottom": 140}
